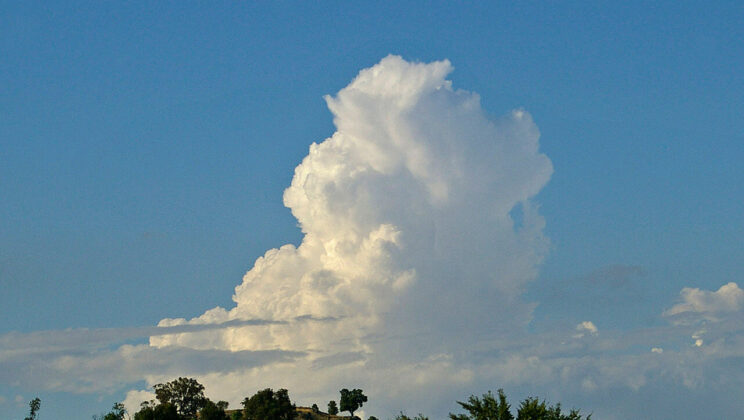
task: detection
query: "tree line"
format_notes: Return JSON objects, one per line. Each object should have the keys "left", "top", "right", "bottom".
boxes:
{"left": 22, "top": 377, "right": 591, "bottom": 420}
{"left": 92, "top": 378, "right": 369, "bottom": 420}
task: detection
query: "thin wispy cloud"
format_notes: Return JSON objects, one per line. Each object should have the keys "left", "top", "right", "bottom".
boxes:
{"left": 0, "top": 316, "right": 336, "bottom": 356}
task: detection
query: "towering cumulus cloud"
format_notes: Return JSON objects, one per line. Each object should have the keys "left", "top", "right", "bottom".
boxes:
{"left": 146, "top": 55, "right": 553, "bottom": 410}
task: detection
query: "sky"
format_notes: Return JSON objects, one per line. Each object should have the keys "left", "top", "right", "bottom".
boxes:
{"left": 1, "top": 1, "right": 743, "bottom": 419}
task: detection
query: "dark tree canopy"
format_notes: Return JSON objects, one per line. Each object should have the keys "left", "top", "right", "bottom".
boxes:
{"left": 516, "top": 397, "right": 588, "bottom": 420}
{"left": 119, "top": 378, "right": 591, "bottom": 420}
{"left": 450, "top": 389, "right": 513, "bottom": 420}
{"left": 450, "top": 390, "right": 590, "bottom": 420}
{"left": 154, "top": 377, "right": 208, "bottom": 418}
{"left": 327, "top": 400, "right": 339, "bottom": 415}
{"left": 133, "top": 401, "right": 179, "bottom": 420}
{"left": 96, "top": 402, "right": 127, "bottom": 420}
{"left": 242, "top": 388, "right": 295, "bottom": 420}
{"left": 339, "top": 388, "right": 367, "bottom": 417}
{"left": 24, "top": 397, "right": 41, "bottom": 420}
{"left": 199, "top": 400, "right": 229, "bottom": 420}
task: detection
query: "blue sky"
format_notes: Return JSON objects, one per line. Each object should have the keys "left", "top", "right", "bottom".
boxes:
{"left": 1, "top": 2, "right": 743, "bottom": 419}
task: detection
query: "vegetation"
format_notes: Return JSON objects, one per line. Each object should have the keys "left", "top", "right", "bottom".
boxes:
{"left": 154, "top": 377, "right": 208, "bottom": 418}
{"left": 92, "top": 402, "right": 127, "bottom": 420}
{"left": 24, "top": 397, "right": 41, "bottom": 420}
{"left": 394, "top": 413, "right": 428, "bottom": 420}
{"left": 92, "top": 376, "right": 588, "bottom": 420}
{"left": 134, "top": 400, "right": 179, "bottom": 420}
{"left": 328, "top": 400, "right": 339, "bottom": 415}
{"left": 199, "top": 400, "right": 230, "bottom": 420}
{"left": 242, "top": 388, "right": 294, "bottom": 420}
{"left": 450, "top": 389, "right": 591, "bottom": 420}
{"left": 339, "top": 388, "right": 367, "bottom": 417}
{"left": 450, "top": 389, "right": 513, "bottom": 420}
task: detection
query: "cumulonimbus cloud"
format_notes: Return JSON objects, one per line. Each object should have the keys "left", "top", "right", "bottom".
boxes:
{"left": 150, "top": 55, "right": 553, "bottom": 355}
{"left": 134, "top": 54, "right": 553, "bottom": 412}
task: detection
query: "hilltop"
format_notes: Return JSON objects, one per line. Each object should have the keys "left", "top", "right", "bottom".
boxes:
{"left": 222, "top": 406, "right": 354, "bottom": 420}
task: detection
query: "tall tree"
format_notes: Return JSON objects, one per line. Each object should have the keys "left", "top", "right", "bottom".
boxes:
{"left": 450, "top": 390, "right": 590, "bottom": 420}
{"left": 153, "top": 377, "right": 208, "bottom": 418}
{"left": 24, "top": 397, "right": 41, "bottom": 420}
{"left": 516, "top": 397, "right": 589, "bottom": 420}
{"left": 339, "top": 389, "right": 367, "bottom": 418}
{"left": 327, "top": 400, "right": 338, "bottom": 415}
{"left": 96, "top": 402, "right": 127, "bottom": 420}
{"left": 242, "top": 388, "right": 295, "bottom": 420}
{"left": 450, "top": 390, "right": 513, "bottom": 420}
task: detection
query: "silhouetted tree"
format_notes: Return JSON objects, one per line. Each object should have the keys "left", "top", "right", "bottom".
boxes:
{"left": 516, "top": 397, "right": 588, "bottom": 420}
{"left": 450, "top": 389, "right": 513, "bottom": 420}
{"left": 153, "top": 377, "right": 207, "bottom": 418}
{"left": 327, "top": 400, "right": 338, "bottom": 415}
{"left": 94, "top": 402, "right": 127, "bottom": 420}
{"left": 24, "top": 397, "right": 41, "bottom": 420}
{"left": 339, "top": 389, "right": 367, "bottom": 417}
{"left": 311, "top": 403, "right": 320, "bottom": 413}
{"left": 200, "top": 400, "right": 230, "bottom": 420}
{"left": 450, "top": 390, "right": 590, "bottom": 420}
{"left": 242, "top": 388, "right": 295, "bottom": 420}
{"left": 133, "top": 401, "right": 179, "bottom": 420}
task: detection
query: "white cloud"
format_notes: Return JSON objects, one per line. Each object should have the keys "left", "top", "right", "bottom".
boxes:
{"left": 575, "top": 321, "right": 599, "bottom": 336}
{"left": 123, "top": 390, "right": 155, "bottom": 415}
{"left": 150, "top": 55, "right": 552, "bottom": 360}
{"left": 134, "top": 53, "right": 553, "bottom": 414}
{"left": 664, "top": 282, "right": 744, "bottom": 322}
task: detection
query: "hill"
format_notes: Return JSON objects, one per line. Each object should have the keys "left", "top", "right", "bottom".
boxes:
{"left": 222, "top": 406, "right": 354, "bottom": 420}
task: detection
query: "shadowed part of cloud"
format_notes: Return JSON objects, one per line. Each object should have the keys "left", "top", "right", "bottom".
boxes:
{"left": 0, "top": 316, "right": 338, "bottom": 357}
{"left": 664, "top": 282, "right": 743, "bottom": 322}
{"left": 311, "top": 351, "right": 366, "bottom": 370}
{"left": 0, "top": 343, "right": 305, "bottom": 394}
